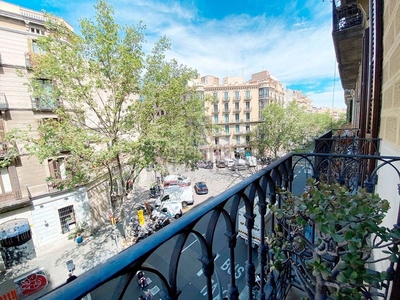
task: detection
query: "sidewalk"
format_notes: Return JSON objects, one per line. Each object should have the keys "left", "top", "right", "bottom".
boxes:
{"left": 0, "top": 223, "right": 120, "bottom": 299}
{"left": 0, "top": 166, "right": 221, "bottom": 299}
{"left": 0, "top": 169, "right": 157, "bottom": 299}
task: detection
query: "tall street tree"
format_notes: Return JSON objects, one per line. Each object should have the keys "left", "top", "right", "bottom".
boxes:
{"left": 10, "top": 0, "right": 206, "bottom": 225}
{"left": 251, "top": 102, "right": 343, "bottom": 159}
{"left": 251, "top": 102, "right": 307, "bottom": 159}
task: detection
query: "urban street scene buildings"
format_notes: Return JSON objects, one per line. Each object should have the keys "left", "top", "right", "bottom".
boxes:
{"left": 1, "top": 0, "right": 400, "bottom": 300}
{"left": 197, "top": 70, "right": 313, "bottom": 161}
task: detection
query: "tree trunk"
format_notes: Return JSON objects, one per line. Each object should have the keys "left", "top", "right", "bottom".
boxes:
{"left": 315, "top": 275, "right": 327, "bottom": 300}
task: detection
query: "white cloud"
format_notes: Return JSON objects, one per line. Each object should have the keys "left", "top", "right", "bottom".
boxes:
{"left": 45, "top": 0, "right": 344, "bottom": 108}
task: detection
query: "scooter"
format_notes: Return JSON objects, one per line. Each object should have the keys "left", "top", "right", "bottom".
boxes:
{"left": 153, "top": 215, "right": 170, "bottom": 230}
{"left": 149, "top": 185, "right": 161, "bottom": 198}
{"left": 136, "top": 271, "right": 148, "bottom": 289}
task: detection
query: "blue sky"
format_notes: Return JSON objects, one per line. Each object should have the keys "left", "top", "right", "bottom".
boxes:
{"left": 4, "top": 0, "right": 345, "bottom": 108}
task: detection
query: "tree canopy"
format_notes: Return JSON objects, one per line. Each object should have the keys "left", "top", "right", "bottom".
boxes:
{"left": 10, "top": 0, "right": 206, "bottom": 214}
{"left": 252, "top": 102, "right": 345, "bottom": 159}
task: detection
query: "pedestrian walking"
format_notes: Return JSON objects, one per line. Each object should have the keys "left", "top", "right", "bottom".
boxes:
{"left": 66, "top": 272, "right": 78, "bottom": 283}
{"left": 145, "top": 290, "right": 152, "bottom": 300}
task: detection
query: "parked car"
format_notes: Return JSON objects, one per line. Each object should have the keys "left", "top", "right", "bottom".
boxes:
{"left": 245, "top": 156, "right": 257, "bottom": 167}
{"left": 197, "top": 160, "right": 213, "bottom": 169}
{"left": 229, "top": 159, "right": 247, "bottom": 171}
{"left": 176, "top": 174, "right": 191, "bottom": 185}
{"left": 155, "top": 186, "right": 194, "bottom": 207}
{"left": 203, "top": 161, "right": 214, "bottom": 169}
{"left": 194, "top": 182, "right": 209, "bottom": 195}
{"left": 163, "top": 174, "right": 191, "bottom": 187}
{"left": 224, "top": 159, "right": 235, "bottom": 168}
{"left": 151, "top": 201, "right": 183, "bottom": 220}
{"left": 215, "top": 159, "right": 226, "bottom": 168}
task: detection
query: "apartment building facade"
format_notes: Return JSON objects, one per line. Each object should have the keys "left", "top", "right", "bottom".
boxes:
{"left": 197, "top": 70, "right": 311, "bottom": 161}
{"left": 0, "top": 2, "right": 96, "bottom": 269}
{"left": 332, "top": 0, "right": 400, "bottom": 296}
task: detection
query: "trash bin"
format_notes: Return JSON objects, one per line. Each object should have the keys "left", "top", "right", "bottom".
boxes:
{"left": 66, "top": 260, "right": 75, "bottom": 272}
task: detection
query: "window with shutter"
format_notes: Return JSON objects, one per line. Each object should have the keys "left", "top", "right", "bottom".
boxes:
{"left": 48, "top": 157, "right": 66, "bottom": 180}
{"left": 0, "top": 166, "right": 20, "bottom": 199}
{"left": 0, "top": 120, "right": 5, "bottom": 142}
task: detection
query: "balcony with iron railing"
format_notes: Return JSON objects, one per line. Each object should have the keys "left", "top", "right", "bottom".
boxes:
{"left": 244, "top": 106, "right": 252, "bottom": 112}
{"left": 0, "top": 142, "right": 11, "bottom": 158}
{"left": 213, "top": 130, "right": 231, "bottom": 137}
{"left": 332, "top": 1, "right": 365, "bottom": 90}
{"left": 244, "top": 95, "right": 252, "bottom": 101}
{"left": 42, "top": 129, "right": 400, "bottom": 300}
{"left": 0, "top": 93, "right": 9, "bottom": 111}
{"left": 31, "top": 97, "right": 63, "bottom": 111}
{"left": 232, "top": 130, "right": 251, "bottom": 136}
{"left": 233, "top": 107, "right": 241, "bottom": 113}
{"left": 233, "top": 97, "right": 241, "bottom": 102}
{"left": 222, "top": 97, "right": 230, "bottom": 102}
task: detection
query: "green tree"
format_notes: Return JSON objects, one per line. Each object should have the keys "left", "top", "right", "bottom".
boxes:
{"left": 269, "top": 179, "right": 400, "bottom": 300}
{"left": 252, "top": 103, "right": 343, "bottom": 159}
{"left": 10, "top": 0, "right": 206, "bottom": 225}
{"left": 252, "top": 102, "right": 308, "bottom": 159}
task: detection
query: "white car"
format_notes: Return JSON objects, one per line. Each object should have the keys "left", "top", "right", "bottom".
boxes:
{"left": 245, "top": 156, "right": 257, "bottom": 167}
{"left": 151, "top": 201, "right": 183, "bottom": 220}
{"left": 229, "top": 159, "right": 247, "bottom": 171}
{"left": 163, "top": 174, "right": 191, "bottom": 187}
{"left": 155, "top": 186, "right": 194, "bottom": 207}
{"left": 224, "top": 159, "right": 235, "bottom": 168}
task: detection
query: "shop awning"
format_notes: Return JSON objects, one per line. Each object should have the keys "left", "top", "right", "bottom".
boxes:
{"left": 0, "top": 218, "right": 30, "bottom": 240}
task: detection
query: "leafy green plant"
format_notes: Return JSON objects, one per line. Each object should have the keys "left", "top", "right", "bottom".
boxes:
{"left": 67, "top": 226, "right": 85, "bottom": 240}
{"left": 269, "top": 179, "right": 400, "bottom": 300}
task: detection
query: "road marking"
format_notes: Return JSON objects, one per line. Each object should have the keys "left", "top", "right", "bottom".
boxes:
{"left": 182, "top": 239, "right": 198, "bottom": 252}
{"left": 150, "top": 285, "right": 160, "bottom": 295}
{"left": 182, "top": 233, "right": 206, "bottom": 252}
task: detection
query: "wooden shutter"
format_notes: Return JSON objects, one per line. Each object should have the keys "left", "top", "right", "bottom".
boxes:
{"left": 0, "top": 120, "right": 5, "bottom": 142}
{"left": 48, "top": 159, "right": 58, "bottom": 179}
{"left": 8, "top": 165, "right": 21, "bottom": 193}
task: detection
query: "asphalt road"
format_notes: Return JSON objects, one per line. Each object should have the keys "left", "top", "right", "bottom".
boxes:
{"left": 91, "top": 166, "right": 259, "bottom": 300}
{"left": 90, "top": 216, "right": 256, "bottom": 300}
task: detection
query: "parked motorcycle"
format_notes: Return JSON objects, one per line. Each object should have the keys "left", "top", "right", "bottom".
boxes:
{"left": 153, "top": 215, "right": 171, "bottom": 230}
{"left": 136, "top": 271, "right": 148, "bottom": 289}
{"left": 149, "top": 185, "right": 161, "bottom": 198}
{"left": 132, "top": 222, "right": 154, "bottom": 243}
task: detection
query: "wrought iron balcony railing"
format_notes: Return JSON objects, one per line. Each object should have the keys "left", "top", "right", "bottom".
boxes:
{"left": 0, "top": 93, "right": 9, "bottom": 111}
{"left": 333, "top": 2, "right": 364, "bottom": 32}
{"left": 42, "top": 134, "right": 400, "bottom": 300}
{"left": 31, "top": 97, "right": 62, "bottom": 111}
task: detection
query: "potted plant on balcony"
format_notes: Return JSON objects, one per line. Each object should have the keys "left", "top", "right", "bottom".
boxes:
{"left": 268, "top": 179, "right": 400, "bottom": 300}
